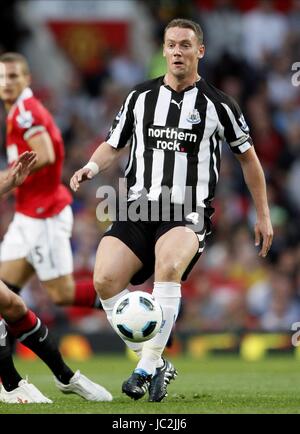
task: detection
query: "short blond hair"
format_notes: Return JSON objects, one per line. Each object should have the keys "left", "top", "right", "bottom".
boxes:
{"left": 164, "top": 18, "right": 204, "bottom": 44}
{"left": 0, "top": 52, "right": 30, "bottom": 75}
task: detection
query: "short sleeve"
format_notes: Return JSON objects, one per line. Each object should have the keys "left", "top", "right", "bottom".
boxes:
{"left": 106, "top": 90, "right": 136, "bottom": 149}
{"left": 217, "top": 96, "right": 253, "bottom": 154}
{"left": 16, "top": 99, "right": 47, "bottom": 141}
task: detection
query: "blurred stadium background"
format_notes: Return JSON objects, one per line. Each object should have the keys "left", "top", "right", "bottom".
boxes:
{"left": 1, "top": 0, "right": 300, "bottom": 364}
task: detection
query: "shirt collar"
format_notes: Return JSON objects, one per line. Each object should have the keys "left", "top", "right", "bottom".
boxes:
{"left": 16, "top": 87, "right": 33, "bottom": 103}
{"left": 8, "top": 87, "right": 33, "bottom": 118}
{"left": 161, "top": 76, "right": 202, "bottom": 93}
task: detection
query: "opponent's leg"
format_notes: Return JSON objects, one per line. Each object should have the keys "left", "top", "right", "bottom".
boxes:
{"left": 7, "top": 309, "right": 112, "bottom": 402}
{"left": 0, "top": 280, "right": 51, "bottom": 403}
{"left": 0, "top": 258, "right": 34, "bottom": 291}
{"left": 41, "top": 273, "right": 100, "bottom": 307}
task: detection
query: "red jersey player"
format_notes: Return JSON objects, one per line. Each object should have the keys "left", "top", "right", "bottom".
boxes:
{"left": 0, "top": 152, "right": 112, "bottom": 403}
{"left": 0, "top": 53, "right": 100, "bottom": 308}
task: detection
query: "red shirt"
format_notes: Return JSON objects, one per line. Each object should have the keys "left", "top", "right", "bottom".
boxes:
{"left": 6, "top": 88, "right": 72, "bottom": 218}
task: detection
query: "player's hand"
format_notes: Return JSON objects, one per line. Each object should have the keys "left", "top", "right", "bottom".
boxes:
{"left": 8, "top": 151, "right": 37, "bottom": 188}
{"left": 70, "top": 167, "right": 94, "bottom": 192}
{"left": 254, "top": 215, "right": 273, "bottom": 258}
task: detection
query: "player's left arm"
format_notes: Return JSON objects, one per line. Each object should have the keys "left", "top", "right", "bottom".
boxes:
{"left": 26, "top": 131, "right": 55, "bottom": 171}
{"left": 15, "top": 99, "right": 56, "bottom": 171}
{"left": 218, "top": 95, "right": 273, "bottom": 258}
{"left": 236, "top": 147, "right": 273, "bottom": 258}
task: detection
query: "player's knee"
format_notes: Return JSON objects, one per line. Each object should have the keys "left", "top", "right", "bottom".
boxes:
{"left": 1, "top": 293, "right": 27, "bottom": 322}
{"left": 93, "top": 273, "right": 118, "bottom": 299}
{"left": 155, "top": 260, "right": 182, "bottom": 282}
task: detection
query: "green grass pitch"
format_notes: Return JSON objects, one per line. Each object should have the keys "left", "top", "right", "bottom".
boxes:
{"left": 0, "top": 354, "right": 300, "bottom": 414}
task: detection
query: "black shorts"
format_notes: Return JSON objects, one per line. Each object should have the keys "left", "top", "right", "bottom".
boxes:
{"left": 102, "top": 207, "right": 211, "bottom": 285}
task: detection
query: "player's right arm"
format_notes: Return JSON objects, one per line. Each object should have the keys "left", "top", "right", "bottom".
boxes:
{"left": 70, "top": 89, "right": 136, "bottom": 192}
{"left": 70, "top": 142, "right": 119, "bottom": 192}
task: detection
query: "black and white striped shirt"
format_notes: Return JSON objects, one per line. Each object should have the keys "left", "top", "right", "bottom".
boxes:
{"left": 106, "top": 76, "right": 252, "bottom": 212}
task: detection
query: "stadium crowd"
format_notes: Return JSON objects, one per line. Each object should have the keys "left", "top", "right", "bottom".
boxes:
{"left": 1, "top": 0, "right": 300, "bottom": 336}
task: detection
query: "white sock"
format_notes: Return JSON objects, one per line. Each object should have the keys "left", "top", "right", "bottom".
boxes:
{"left": 136, "top": 282, "right": 181, "bottom": 376}
{"left": 100, "top": 289, "right": 143, "bottom": 357}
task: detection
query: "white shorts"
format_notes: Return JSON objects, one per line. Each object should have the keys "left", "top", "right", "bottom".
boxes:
{"left": 0, "top": 205, "right": 74, "bottom": 281}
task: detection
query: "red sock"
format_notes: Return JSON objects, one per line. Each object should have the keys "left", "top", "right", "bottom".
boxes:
{"left": 7, "top": 310, "right": 38, "bottom": 338}
{"left": 74, "top": 280, "right": 100, "bottom": 308}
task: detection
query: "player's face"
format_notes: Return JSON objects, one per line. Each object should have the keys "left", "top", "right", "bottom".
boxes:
{"left": 163, "top": 27, "right": 204, "bottom": 80}
{"left": 0, "top": 62, "right": 30, "bottom": 103}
